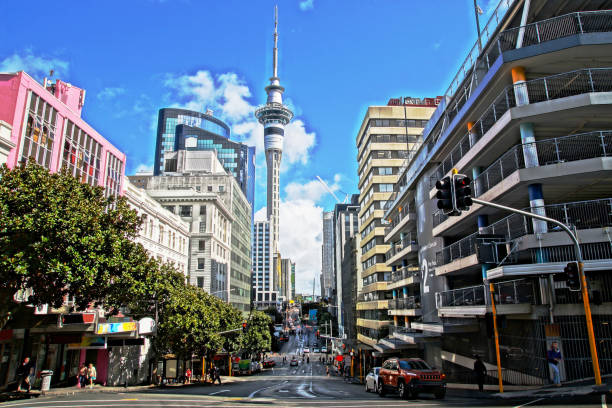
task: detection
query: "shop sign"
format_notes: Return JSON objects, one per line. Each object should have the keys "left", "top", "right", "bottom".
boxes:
{"left": 67, "top": 336, "right": 106, "bottom": 350}
{"left": 138, "top": 317, "right": 156, "bottom": 335}
{"left": 96, "top": 322, "right": 137, "bottom": 335}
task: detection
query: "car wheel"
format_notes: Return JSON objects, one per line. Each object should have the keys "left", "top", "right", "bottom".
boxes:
{"left": 398, "top": 381, "right": 409, "bottom": 399}
{"left": 377, "top": 380, "right": 386, "bottom": 397}
{"left": 434, "top": 388, "right": 446, "bottom": 399}
{"left": 365, "top": 381, "right": 369, "bottom": 392}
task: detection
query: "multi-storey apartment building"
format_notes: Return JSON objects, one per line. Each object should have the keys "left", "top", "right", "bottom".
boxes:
{"left": 129, "top": 151, "right": 252, "bottom": 313}
{"left": 381, "top": 0, "right": 612, "bottom": 385}
{"left": 280, "top": 258, "right": 295, "bottom": 302}
{"left": 0, "top": 120, "right": 15, "bottom": 165}
{"left": 0, "top": 72, "right": 126, "bottom": 196}
{"left": 333, "top": 195, "right": 360, "bottom": 339}
{"left": 355, "top": 98, "right": 438, "bottom": 348}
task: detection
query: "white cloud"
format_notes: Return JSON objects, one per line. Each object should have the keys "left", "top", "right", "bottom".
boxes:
{"left": 217, "top": 73, "right": 254, "bottom": 121}
{"left": 134, "top": 163, "right": 154, "bottom": 174}
{"left": 283, "top": 119, "right": 316, "bottom": 168}
{"left": 0, "top": 52, "right": 69, "bottom": 81}
{"left": 299, "top": 0, "right": 314, "bottom": 11}
{"left": 255, "top": 175, "right": 341, "bottom": 293}
{"left": 97, "top": 87, "right": 126, "bottom": 100}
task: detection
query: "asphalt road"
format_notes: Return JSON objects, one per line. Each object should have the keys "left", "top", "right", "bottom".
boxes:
{"left": 3, "top": 329, "right": 608, "bottom": 407}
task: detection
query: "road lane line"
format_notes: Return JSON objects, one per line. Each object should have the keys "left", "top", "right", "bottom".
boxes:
{"left": 248, "top": 379, "right": 287, "bottom": 398}
{"left": 208, "top": 389, "right": 229, "bottom": 395}
{"left": 514, "top": 398, "right": 545, "bottom": 408}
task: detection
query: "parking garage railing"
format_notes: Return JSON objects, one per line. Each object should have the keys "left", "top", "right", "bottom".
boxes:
{"left": 385, "top": 232, "right": 418, "bottom": 260}
{"left": 389, "top": 296, "right": 420, "bottom": 310}
{"left": 436, "top": 285, "right": 487, "bottom": 308}
{"left": 391, "top": 266, "right": 420, "bottom": 283}
{"left": 435, "top": 198, "right": 612, "bottom": 266}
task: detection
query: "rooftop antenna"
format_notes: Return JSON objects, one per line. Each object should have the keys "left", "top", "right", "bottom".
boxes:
{"left": 273, "top": 5, "right": 278, "bottom": 78}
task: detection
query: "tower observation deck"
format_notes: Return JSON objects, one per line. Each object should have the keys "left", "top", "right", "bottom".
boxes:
{"left": 255, "top": 5, "right": 293, "bottom": 254}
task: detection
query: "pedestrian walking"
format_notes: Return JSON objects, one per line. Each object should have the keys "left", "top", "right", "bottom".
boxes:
{"left": 214, "top": 365, "right": 222, "bottom": 385}
{"left": 547, "top": 342, "right": 562, "bottom": 386}
{"left": 78, "top": 364, "right": 87, "bottom": 388}
{"left": 473, "top": 355, "right": 486, "bottom": 392}
{"left": 87, "top": 363, "right": 97, "bottom": 389}
{"left": 307, "top": 356, "right": 309, "bottom": 364}
{"left": 15, "top": 357, "right": 32, "bottom": 393}
{"left": 326, "top": 365, "right": 329, "bottom": 376}
{"left": 185, "top": 368, "right": 192, "bottom": 384}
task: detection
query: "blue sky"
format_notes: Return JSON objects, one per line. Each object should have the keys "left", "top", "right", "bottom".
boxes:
{"left": 0, "top": 0, "right": 496, "bottom": 292}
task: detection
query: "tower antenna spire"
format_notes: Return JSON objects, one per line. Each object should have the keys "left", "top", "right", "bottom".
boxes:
{"left": 273, "top": 5, "right": 278, "bottom": 78}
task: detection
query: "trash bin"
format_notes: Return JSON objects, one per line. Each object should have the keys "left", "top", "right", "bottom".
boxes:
{"left": 40, "top": 370, "right": 53, "bottom": 394}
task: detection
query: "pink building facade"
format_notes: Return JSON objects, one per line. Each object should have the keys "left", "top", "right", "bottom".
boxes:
{"left": 0, "top": 71, "right": 128, "bottom": 389}
{"left": 0, "top": 71, "right": 126, "bottom": 196}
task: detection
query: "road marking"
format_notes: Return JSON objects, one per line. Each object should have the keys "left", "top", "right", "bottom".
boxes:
{"left": 603, "top": 394, "right": 608, "bottom": 408}
{"left": 120, "top": 399, "right": 138, "bottom": 401}
{"left": 248, "top": 380, "right": 287, "bottom": 398}
{"left": 208, "top": 389, "right": 229, "bottom": 395}
{"left": 514, "top": 398, "right": 545, "bottom": 408}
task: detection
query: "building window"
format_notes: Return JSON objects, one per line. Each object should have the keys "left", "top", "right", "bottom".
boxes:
{"left": 62, "top": 119, "right": 103, "bottom": 188}
{"left": 219, "top": 185, "right": 224, "bottom": 192}
{"left": 197, "top": 277, "right": 204, "bottom": 288}
{"left": 197, "top": 258, "right": 205, "bottom": 270}
{"left": 22, "top": 92, "right": 58, "bottom": 169}
{"left": 105, "top": 152, "right": 123, "bottom": 197}
{"left": 198, "top": 240, "right": 206, "bottom": 251}
{"left": 199, "top": 222, "right": 206, "bottom": 233}
{"left": 179, "top": 205, "right": 192, "bottom": 217}
{"left": 207, "top": 186, "right": 213, "bottom": 192}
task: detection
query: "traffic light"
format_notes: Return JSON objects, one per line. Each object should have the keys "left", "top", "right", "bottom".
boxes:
{"left": 242, "top": 321, "right": 248, "bottom": 334}
{"left": 435, "top": 176, "right": 455, "bottom": 215}
{"left": 565, "top": 262, "right": 581, "bottom": 291}
{"left": 453, "top": 174, "right": 472, "bottom": 211}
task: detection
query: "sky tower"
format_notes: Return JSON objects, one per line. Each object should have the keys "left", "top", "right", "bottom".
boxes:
{"left": 255, "top": 5, "right": 293, "bottom": 254}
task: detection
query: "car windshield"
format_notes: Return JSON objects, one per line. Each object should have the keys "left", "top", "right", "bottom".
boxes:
{"left": 399, "top": 360, "right": 431, "bottom": 370}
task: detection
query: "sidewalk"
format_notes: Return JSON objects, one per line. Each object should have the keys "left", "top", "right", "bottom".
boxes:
{"left": 0, "top": 376, "right": 244, "bottom": 402}
{"left": 493, "top": 382, "right": 612, "bottom": 400}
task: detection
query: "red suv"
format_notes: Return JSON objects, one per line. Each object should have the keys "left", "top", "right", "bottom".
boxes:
{"left": 377, "top": 357, "right": 446, "bottom": 399}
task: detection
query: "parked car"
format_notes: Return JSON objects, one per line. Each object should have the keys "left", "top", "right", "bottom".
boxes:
{"left": 303, "top": 347, "right": 310, "bottom": 353}
{"left": 250, "top": 361, "right": 262, "bottom": 374}
{"left": 290, "top": 357, "right": 299, "bottom": 367}
{"left": 365, "top": 367, "right": 381, "bottom": 393}
{"left": 313, "top": 347, "right": 320, "bottom": 353}
{"left": 262, "top": 359, "right": 276, "bottom": 368}
{"left": 377, "top": 358, "right": 446, "bottom": 399}
{"left": 321, "top": 346, "right": 328, "bottom": 353}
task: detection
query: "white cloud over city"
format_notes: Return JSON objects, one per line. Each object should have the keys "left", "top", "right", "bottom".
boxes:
{"left": 0, "top": 52, "right": 69, "bottom": 81}
{"left": 299, "top": 0, "right": 314, "bottom": 11}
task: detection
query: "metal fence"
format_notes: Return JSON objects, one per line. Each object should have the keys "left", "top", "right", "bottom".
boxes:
{"left": 472, "top": 131, "right": 612, "bottom": 198}
{"left": 386, "top": 232, "right": 418, "bottom": 259}
{"left": 389, "top": 296, "right": 420, "bottom": 310}
{"left": 437, "top": 285, "right": 486, "bottom": 308}
{"left": 494, "top": 279, "right": 537, "bottom": 305}
{"left": 391, "top": 266, "right": 420, "bottom": 283}
{"left": 435, "top": 198, "right": 612, "bottom": 266}
{"left": 384, "top": 203, "right": 414, "bottom": 236}
{"left": 430, "top": 67, "right": 612, "bottom": 188}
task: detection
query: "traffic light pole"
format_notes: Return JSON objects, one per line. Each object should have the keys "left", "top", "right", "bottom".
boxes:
{"left": 471, "top": 197, "right": 602, "bottom": 385}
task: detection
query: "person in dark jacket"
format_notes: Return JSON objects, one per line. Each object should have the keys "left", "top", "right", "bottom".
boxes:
{"left": 473, "top": 355, "right": 487, "bottom": 392}
{"left": 16, "top": 357, "right": 32, "bottom": 393}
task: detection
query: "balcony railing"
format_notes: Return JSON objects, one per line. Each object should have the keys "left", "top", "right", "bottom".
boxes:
{"left": 431, "top": 68, "right": 612, "bottom": 188}
{"left": 494, "top": 279, "right": 537, "bottom": 305}
{"left": 435, "top": 198, "right": 612, "bottom": 266}
{"left": 437, "top": 285, "right": 487, "bottom": 308}
{"left": 385, "top": 232, "right": 418, "bottom": 260}
{"left": 389, "top": 325, "right": 419, "bottom": 336}
{"left": 391, "top": 266, "right": 420, "bottom": 283}
{"left": 384, "top": 203, "right": 415, "bottom": 236}
{"left": 434, "top": 131, "right": 612, "bottom": 227}
{"left": 389, "top": 296, "right": 420, "bottom": 310}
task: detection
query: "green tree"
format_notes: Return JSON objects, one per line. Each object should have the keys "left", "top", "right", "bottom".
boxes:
{"left": 240, "top": 310, "right": 272, "bottom": 358}
{"left": 0, "top": 162, "right": 142, "bottom": 324}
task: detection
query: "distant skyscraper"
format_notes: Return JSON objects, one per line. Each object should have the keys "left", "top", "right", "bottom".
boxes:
{"left": 255, "top": 6, "right": 293, "bottom": 254}
{"left": 252, "top": 220, "right": 278, "bottom": 308}
{"left": 321, "top": 211, "right": 334, "bottom": 300}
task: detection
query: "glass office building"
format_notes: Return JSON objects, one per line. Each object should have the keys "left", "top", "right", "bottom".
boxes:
{"left": 154, "top": 108, "right": 255, "bottom": 214}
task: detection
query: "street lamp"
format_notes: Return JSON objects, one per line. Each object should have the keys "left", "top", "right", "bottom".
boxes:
{"left": 209, "top": 287, "right": 239, "bottom": 303}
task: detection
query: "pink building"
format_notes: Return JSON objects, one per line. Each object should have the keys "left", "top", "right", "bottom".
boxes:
{"left": 0, "top": 71, "right": 127, "bottom": 389}
{"left": 0, "top": 71, "right": 126, "bottom": 196}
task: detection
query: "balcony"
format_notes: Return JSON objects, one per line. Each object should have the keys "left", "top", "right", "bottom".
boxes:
{"left": 388, "top": 266, "right": 420, "bottom": 290}
{"left": 389, "top": 296, "right": 421, "bottom": 317}
{"left": 384, "top": 203, "right": 417, "bottom": 242}
{"left": 430, "top": 68, "right": 612, "bottom": 189}
{"left": 433, "top": 130, "right": 612, "bottom": 228}
{"left": 435, "top": 198, "right": 612, "bottom": 274}
{"left": 436, "top": 279, "right": 537, "bottom": 317}
{"left": 385, "top": 232, "right": 418, "bottom": 266}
